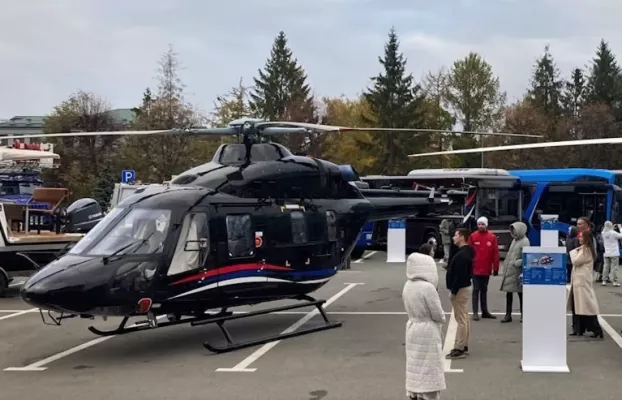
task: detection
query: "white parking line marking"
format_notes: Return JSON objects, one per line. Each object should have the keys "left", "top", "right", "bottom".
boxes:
{"left": 0, "top": 308, "right": 38, "bottom": 321}
{"left": 353, "top": 251, "right": 376, "bottom": 263}
{"left": 216, "top": 282, "right": 364, "bottom": 372}
{"left": 227, "top": 311, "right": 622, "bottom": 317}
{"left": 3, "top": 316, "right": 167, "bottom": 372}
{"left": 442, "top": 309, "right": 464, "bottom": 373}
{"left": 0, "top": 310, "right": 36, "bottom": 313}
{"left": 4, "top": 337, "right": 113, "bottom": 371}
{"left": 598, "top": 316, "right": 622, "bottom": 349}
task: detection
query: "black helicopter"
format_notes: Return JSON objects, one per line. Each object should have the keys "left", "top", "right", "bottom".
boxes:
{"left": 13, "top": 118, "right": 540, "bottom": 353}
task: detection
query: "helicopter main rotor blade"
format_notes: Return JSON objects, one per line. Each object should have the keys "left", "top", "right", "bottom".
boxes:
{"left": 259, "top": 127, "right": 308, "bottom": 135}
{"left": 186, "top": 127, "right": 242, "bottom": 136}
{"left": 408, "top": 137, "right": 622, "bottom": 157}
{"left": 0, "top": 129, "right": 175, "bottom": 141}
{"left": 259, "top": 121, "right": 543, "bottom": 138}
{"left": 0, "top": 127, "right": 243, "bottom": 141}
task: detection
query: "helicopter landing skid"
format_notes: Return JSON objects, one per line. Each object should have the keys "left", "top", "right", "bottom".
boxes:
{"left": 86, "top": 296, "right": 342, "bottom": 353}
{"left": 86, "top": 310, "right": 231, "bottom": 337}
{"left": 192, "top": 295, "right": 342, "bottom": 354}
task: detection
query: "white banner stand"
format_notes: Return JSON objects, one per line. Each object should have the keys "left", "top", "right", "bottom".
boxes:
{"left": 521, "top": 214, "right": 570, "bottom": 373}
{"left": 386, "top": 219, "right": 406, "bottom": 263}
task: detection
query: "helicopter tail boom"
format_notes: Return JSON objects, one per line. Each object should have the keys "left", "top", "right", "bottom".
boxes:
{"left": 364, "top": 195, "right": 443, "bottom": 222}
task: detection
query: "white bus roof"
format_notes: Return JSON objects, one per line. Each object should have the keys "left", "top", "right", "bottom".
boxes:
{"left": 363, "top": 168, "right": 512, "bottom": 181}
{"left": 407, "top": 168, "right": 510, "bottom": 177}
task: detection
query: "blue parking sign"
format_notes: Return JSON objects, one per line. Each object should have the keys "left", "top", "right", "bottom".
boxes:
{"left": 121, "top": 169, "right": 135, "bottom": 183}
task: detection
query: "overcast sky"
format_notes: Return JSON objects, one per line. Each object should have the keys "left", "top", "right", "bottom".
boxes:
{"left": 1, "top": 0, "right": 620, "bottom": 121}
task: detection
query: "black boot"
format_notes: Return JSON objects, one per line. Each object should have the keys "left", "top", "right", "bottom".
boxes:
{"left": 501, "top": 293, "right": 512, "bottom": 323}
{"left": 480, "top": 290, "right": 496, "bottom": 319}
{"left": 472, "top": 289, "right": 480, "bottom": 320}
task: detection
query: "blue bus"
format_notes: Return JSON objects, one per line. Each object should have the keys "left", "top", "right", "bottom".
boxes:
{"left": 353, "top": 169, "right": 521, "bottom": 259}
{"left": 508, "top": 168, "right": 622, "bottom": 250}
{"left": 353, "top": 168, "right": 622, "bottom": 259}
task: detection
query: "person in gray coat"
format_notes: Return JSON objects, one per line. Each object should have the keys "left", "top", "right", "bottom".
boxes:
{"left": 500, "top": 221, "right": 530, "bottom": 323}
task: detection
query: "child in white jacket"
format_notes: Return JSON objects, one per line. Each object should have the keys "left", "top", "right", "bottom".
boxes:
{"left": 600, "top": 221, "right": 622, "bottom": 287}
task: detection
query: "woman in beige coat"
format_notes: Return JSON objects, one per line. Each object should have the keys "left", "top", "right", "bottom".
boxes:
{"left": 568, "top": 230, "right": 604, "bottom": 338}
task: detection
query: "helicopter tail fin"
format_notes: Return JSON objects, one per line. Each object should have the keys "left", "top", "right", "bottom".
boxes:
{"left": 361, "top": 188, "right": 446, "bottom": 222}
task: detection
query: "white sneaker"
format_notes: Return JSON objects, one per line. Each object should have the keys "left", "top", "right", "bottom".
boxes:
{"left": 602, "top": 281, "right": 607, "bottom": 286}
{"left": 614, "top": 282, "right": 620, "bottom": 287}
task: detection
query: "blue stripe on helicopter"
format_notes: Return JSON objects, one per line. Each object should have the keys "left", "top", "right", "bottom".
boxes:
{"left": 183, "top": 268, "right": 337, "bottom": 287}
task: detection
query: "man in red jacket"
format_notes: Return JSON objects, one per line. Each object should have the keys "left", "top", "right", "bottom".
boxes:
{"left": 468, "top": 216, "right": 499, "bottom": 320}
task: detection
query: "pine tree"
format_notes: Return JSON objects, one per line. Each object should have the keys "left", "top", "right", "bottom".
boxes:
{"left": 359, "top": 27, "right": 428, "bottom": 174}
{"left": 249, "top": 31, "right": 315, "bottom": 122}
{"left": 132, "top": 88, "right": 153, "bottom": 121}
{"left": 249, "top": 31, "right": 317, "bottom": 152}
{"left": 561, "top": 68, "right": 585, "bottom": 118}
{"left": 526, "top": 45, "right": 563, "bottom": 117}
{"left": 91, "top": 162, "right": 118, "bottom": 210}
{"left": 586, "top": 39, "right": 622, "bottom": 116}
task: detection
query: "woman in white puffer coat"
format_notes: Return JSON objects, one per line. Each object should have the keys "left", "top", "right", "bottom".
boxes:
{"left": 403, "top": 244, "right": 446, "bottom": 400}
{"left": 600, "top": 221, "right": 622, "bottom": 287}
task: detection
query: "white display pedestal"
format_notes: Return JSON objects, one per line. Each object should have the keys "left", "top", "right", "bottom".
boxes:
{"left": 521, "top": 214, "right": 570, "bottom": 373}
{"left": 386, "top": 219, "right": 406, "bottom": 263}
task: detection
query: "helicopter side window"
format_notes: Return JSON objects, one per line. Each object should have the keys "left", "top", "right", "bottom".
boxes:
{"left": 226, "top": 214, "right": 254, "bottom": 258}
{"left": 326, "top": 211, "right": 337, "bottom": 242}
{"left": 168, "top": 213, "right": 209, "bottom": 276}
{"left": 291, "top": 211, "right": 308, "bottom": 244}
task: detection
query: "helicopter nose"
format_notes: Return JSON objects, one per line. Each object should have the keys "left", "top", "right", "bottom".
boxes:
{"left": 20, "top": 281, "right": 50, "bottom": 308}
{"left": 20, "top": 276, "right": 87, "bottom": 313}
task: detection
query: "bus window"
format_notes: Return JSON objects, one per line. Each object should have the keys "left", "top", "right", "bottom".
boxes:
{"left": 581, "top": 193, "right": 606, "bottom": 228}
{"left": 612, "top": 191, "right": 622, "bottom": 224}
{"left": 521, "top": 185, "right": 535, "bottom": 211}
{"left": 533, "top": 185, "right": 607, "bottom": 228}
{"left": 533, "top": 186, "right": 579, "bottom": 226}
{"left": 477, "top": 188, "right": 521, "bottom": 225}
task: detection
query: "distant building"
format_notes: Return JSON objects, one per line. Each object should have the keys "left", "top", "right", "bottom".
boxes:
{"left": 0, "top": 108, "right": 136, "bottom": 146}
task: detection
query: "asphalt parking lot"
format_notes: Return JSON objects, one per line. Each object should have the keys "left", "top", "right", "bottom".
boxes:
{"left": 1, "top": 250, "right": 622, "bottom": 400}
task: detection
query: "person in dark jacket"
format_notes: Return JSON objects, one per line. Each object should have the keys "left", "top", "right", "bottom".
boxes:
{"left": 445, "top": 228, "right": 475, "bottom": 360}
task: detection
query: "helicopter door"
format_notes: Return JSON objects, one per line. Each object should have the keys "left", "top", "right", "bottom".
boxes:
{"left": 167, "top": 213, "right": 210, "bottom": 277}
{"left": 222, "top": 213, "right": 265, "bottom": 292}
{"left": 225, "top": 213, "right": 256, "bottom": 260}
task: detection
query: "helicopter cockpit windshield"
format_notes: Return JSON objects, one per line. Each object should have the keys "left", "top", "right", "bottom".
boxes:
{"left": 69, "top": 208, "right": 172, "bottom": 256}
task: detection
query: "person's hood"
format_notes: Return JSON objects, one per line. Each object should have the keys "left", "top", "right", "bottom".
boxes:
{"left": 406, "top": 252, "right": 438, "bottom": 288}
{"left": 603, "top": 221, "right": 613, "bottom": 232}
{"left": 510, "top": 221, "right": 527, "bottom": 239}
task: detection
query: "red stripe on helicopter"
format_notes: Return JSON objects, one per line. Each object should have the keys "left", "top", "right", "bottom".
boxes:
{"left": 170, "top": 263, "right": 293, "bottom": 286}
